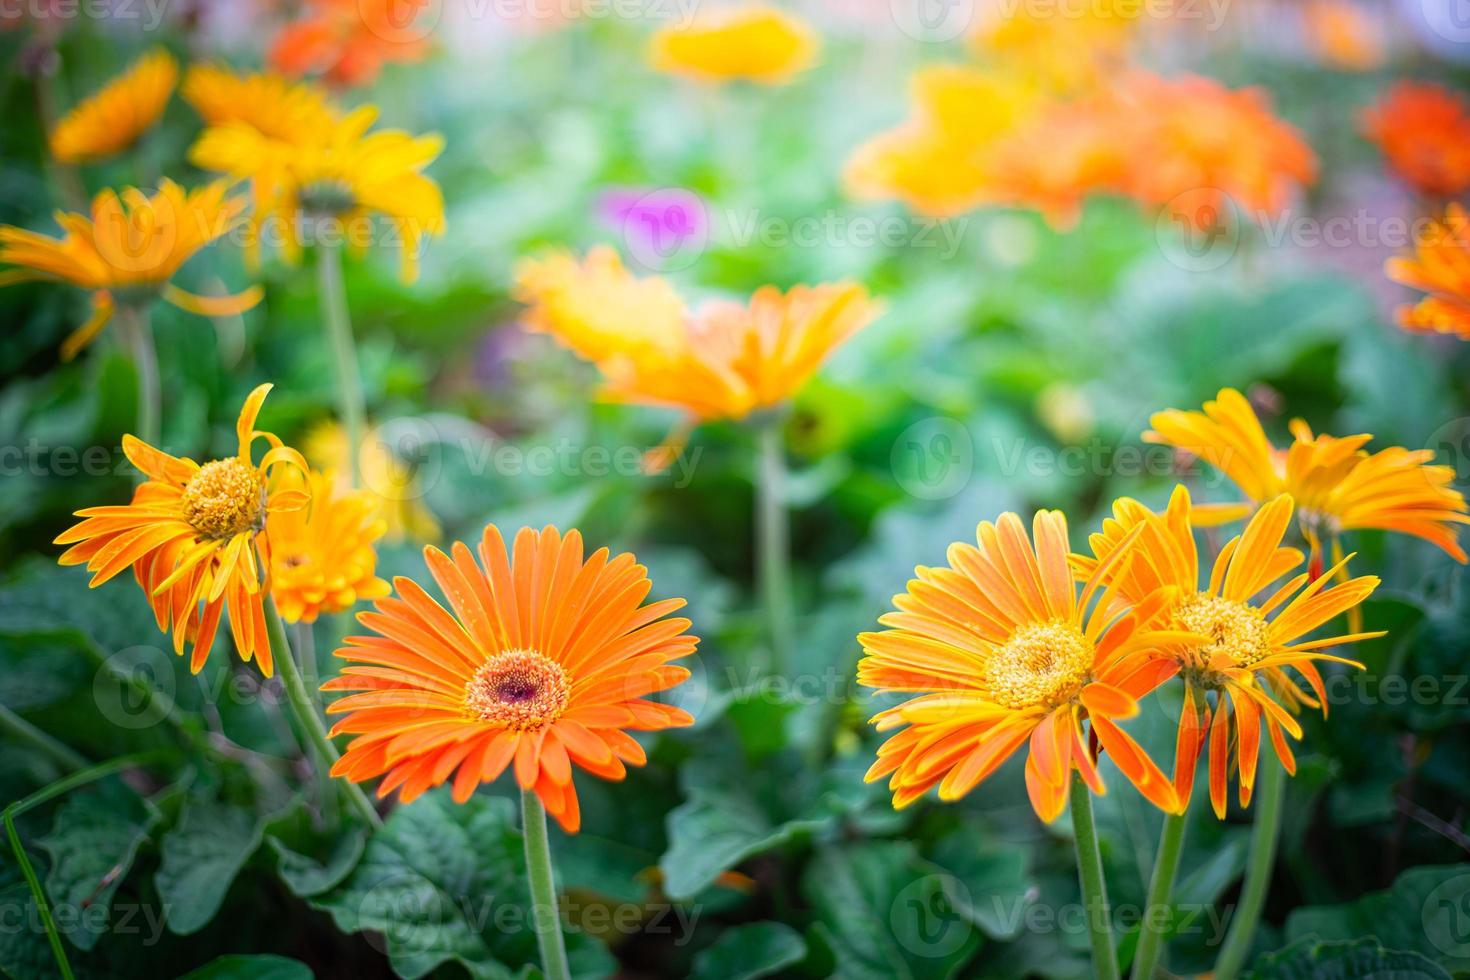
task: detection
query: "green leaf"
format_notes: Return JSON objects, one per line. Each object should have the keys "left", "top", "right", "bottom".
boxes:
{"left": 154, "top": 798, "right": 265, "bottom": 936}
{"left": 308, "top": 790, "right": 614, "bottom": 980}
{"left": 660, "top": 782, "right": 828, "bottom": 900}
{"left": 1246, "top": 937, "right": 1451, "bottom": 979}
{"left": 803, "top": 842, "right": 981, "bottom": 980}
{"left": 1285, "top": 863, "right": 1470, "bottom": 972}
{"left": 37, "top": 783, "right": 159, "bottom": 951}
{"left": 178, "top": 955, "right": 315, "bottom": 980}
{"left": 927, "top": 828, "right": 1032, "bottom": 940}
{"left": 263, "top": 803, "right": 367, "bottom": 898}
{"left": 691, "top": 921, "right": 806, "bottom": 980}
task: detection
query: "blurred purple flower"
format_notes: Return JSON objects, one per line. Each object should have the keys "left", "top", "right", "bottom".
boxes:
{"left": 596, "top": 186, "right": 709, "bottom": 271}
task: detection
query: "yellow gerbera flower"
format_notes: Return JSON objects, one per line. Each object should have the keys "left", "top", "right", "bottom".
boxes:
{"left": 0, "top": 179, "right": 263, "bottom": 359}
{"left": 304, "top": 421, "right": 440, "bottom": 542}
{"left": 54, "top": 385, "right": 310, "bottom": 676}
{"left": 1077, "top": 488, "right": 1381, "bottom": 817}
{"left": 1144, "top": 387, "right": 1470, "bottom": 563}
{"left": 859, "top": 510, "right": 1179, "bottom": 821}
{"left": 50, "top": 47, "right": 177, "bottom": 164}
{"left": 189, "top": 74, "right": 446, "bottom": 282}
{"left": 267, "top": 467, "right": 390, "bottom": 624}
{"left": 648, "top": 5, "right": 818, "bottom": 85}
{"left": 182, "top": 63, "right": 339, "bottom": 144}
{"left": 514, "top": 248, "right": 880, "bottom": 427}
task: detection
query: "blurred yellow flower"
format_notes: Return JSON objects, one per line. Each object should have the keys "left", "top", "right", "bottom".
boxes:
{"left": 971, "top": 0, "right": 1136, "bottom": 93}
{"left": 267, "top": 467, "right": 390, "bottom": 624}
{"left": 1386, "top": 204, "right": 1470, "bottom": 340}
{"left": 54, "top": 385, "right": 308, "bottom": 676}
{"left": 0, "top": 179, "right": 262, "bottom": 359}
{"left": 1302, "top": 0, "right": 1385, "bottom": 72}
{"left": 187, "top": 66, "right": 445, "bottom": 282}
{"left": 649, "top": 6, "right": 818, "bottom": 85}
{"left": 1145, "top": 387, "right": 1470, "bottom": 562}
{"left": 50, "top": 47, "right": 177, "bottom": 164}
{"left": 305, "top": 421, "right": 440, "bottom": 542}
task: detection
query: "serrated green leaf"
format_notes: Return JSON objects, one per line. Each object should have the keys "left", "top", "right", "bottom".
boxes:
{"left": 691, "top": 921, "right": 806, "bottom": 980}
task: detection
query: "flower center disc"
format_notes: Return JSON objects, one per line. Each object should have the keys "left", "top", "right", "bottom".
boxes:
{"left": 182, "top": 458, "right": 264, "bottom": 540}
{"left": 465, "top": 650, "right": 571, "bottom": 731}
{"left": 1178, "top": 594, "right": 1271, "bottom": 668}
{"left": 986, "top": 621, "right": 1093, "bottom": 710}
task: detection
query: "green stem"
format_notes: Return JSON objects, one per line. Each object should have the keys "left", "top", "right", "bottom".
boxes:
{"left": 0, "top": 703, "right": 86, "bottom": 772}
{"left": 1072, "top": 773, "right": 1120, "bottom": 980}
{"left": 755, "top": 419, "right": 793, "bottom": 670}
{"left": 115, "top": 304, "right": 160, "bottom": 450}
{"left": 317, "top": 243, "right": 365, "bottom": 487}
{"left": 521, "top": 790, "right": 570, "bottom": 980}
{"left": 1214, "top": 754, "right": 1285, "bottom": 980}
{"left": 1132, "top": 809, "right": 1188, "bottom": 980}
{"left": 266, "top": 597, "right": 382, "bottom": 829}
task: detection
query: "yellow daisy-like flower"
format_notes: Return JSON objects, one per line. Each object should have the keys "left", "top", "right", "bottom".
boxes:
{"left": 514, "top": 248, "right": 881, "bottom": 424}
{"left": 304, "top": 420, "right": 440, "bottom": 543}
{"left": 0, "top": 179, "right": 263, "bottom": 359}
{"left": 1144, "top": 387, "right": 1470, "bottom": 563}
{"left": 267, "top": 467, "right": 391, "bottom": 624}
{"left": 50, "top": 47, "right": 177, "bottom": 164}
{"left": 187, "top": 67, "right": 445, "bottom": 282}
{"left": 648, "top": 5, "right": 818, "bottom": 85}
{"left": 54, "top": 385, "right": 310, "bottom": 676}
{"left": 1077, "top": 488, "right": 1381, "bottom": 817}
{"left": 859, "top": 511, "right": 1179, "bottom": 822}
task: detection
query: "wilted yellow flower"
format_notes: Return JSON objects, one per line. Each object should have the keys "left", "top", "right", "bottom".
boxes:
{"left": 187, "top": 66, "right": 445, "bottom": 281}
{"left": 648, "top": 6, "right": 818, "bottom": 85}
{"left": 54, "top": 385, "right": 308, "bottom": 676}
{"left": 50, "top": 48, "right": 177, "bottom": 164}
{"left": 267, "top": 467, "right": 390, "bottom": 623}
{"left": 0, "top": 179, "right": 262, "bottom": 359}
{"left": 305, "top": 421, "right": 440, "bottom": 542}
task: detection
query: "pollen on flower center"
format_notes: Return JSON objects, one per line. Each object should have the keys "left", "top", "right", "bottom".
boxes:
{"left": 182, "top": 458, "right": 264, "bottom": 539}
{"left": 985, "top": 621, "right": 1093, "bottom": 710}
{"left": 465, "top": 650, "right": 571, "bottom": 730}
{"left": 1178, "top": 593, "right": 1271, "bottom": 667}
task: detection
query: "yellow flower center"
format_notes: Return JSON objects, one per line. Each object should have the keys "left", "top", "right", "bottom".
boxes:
{"left": 986, "top": 621, "right": 1093, "bottom": 710}
{"left": 181, "top": 458, "right": 264, "bottom": 540}
{"left": 1177, "top": 594, "right": 1271, "bottom": 668}
{"left": 465, "top": 650, "right": 571, "bottom": 731}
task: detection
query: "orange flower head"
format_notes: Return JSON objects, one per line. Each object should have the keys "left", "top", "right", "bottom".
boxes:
{"left": 324, "top": 525, "right": 698, "bottom": 831}
{"left": 54, "top": 385, "right": 311, "bottom": 676}
{"left": 1385, "top": 203, "right": 1470, "bottom": 340}
{"left": 0, "top": 180, "right": 262, "bottom": 359}
{"left": 858, "top": 510, "right": 1179, "bottom": 823}
{"left": 1144, "top": 387, "right": 1470, "bottom": 561}
{"left": 268, "top": 467, "right": 391, "bottom": 624}
{"left": 1362, "top": 82, "right": 1470, "bottom": 199}
{"left": 1078, "top": 488, "right": 1380, "bottom": 816}
{"left": 970, "top": 0, "right": 1138, "bottom": 93}
{"left": 50, "top": 47, "right": 177, "bottom": 164}
{"left": 1302, "top": 0, "right": 1385, "bottom": 72}
{"left": 648, "top": 5, "right": 818, "bottom": 85}
{"left": 270, "top": 0, "right": 434, "bottom": 88}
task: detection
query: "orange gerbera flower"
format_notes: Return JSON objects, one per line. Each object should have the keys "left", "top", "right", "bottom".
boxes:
{"left": 0, "top": 179, "right": 262, "bottom": 359}
{"left": 268, "top": 467, "right": 390, "bottom": 624}
{"left": 1078, "top": 488, "right": 1380, "bottom": 816}
{"left": 270, "top": 0, "right": 434, "bottom": 87}
{"left": 648, "top": 5, "right": 818, "bottom": 85}
{"left": 1302, "top": 0, "right": 1385, "bottom": 72}
{"left": 1362, "top": 82, "right": 1470, "bottom": 199}
{"left": 325, "top": 525, "right": 698, "bottom": 831}
{"left": 858, "top": 511, "right": 1179, "bottom": 822}
{"left": 54, "top": 385, "right": 310, "bottom": 676}
{"left": 1385, "top": 203, "right": 1470, "bottom": 339}
{"left": 50, "top": 47, "right": 177, "bottom": 164}
{"left": 1144, "top": 387, "right": 1470, "bottom": 562}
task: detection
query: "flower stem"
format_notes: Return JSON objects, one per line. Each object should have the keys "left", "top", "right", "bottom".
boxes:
{"left": 1072, "top": 773, "right": 1120, "bottom": 980}
{"left": 521, "top": 790, "right": 570, "bottom": 980}
{"left": 265, "top": 597, "right": 382, "bottom": 829}
{"left": 115, "top": 304, "right": 160, "bottom": 450}
{"left": 1132, "top": 809, "right": 1188, "bottom": 979}
{"left": 317, "top": 243, "right": 365, "bottom": 487}
{"left": 755, "top": 419, "right": 793, "bottom": 670}
{"left": 1213, "top": 753, "right": 1285, "bottom": 980}
{"left": 0, "top": 702, "right": 86, "bottom": 772}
